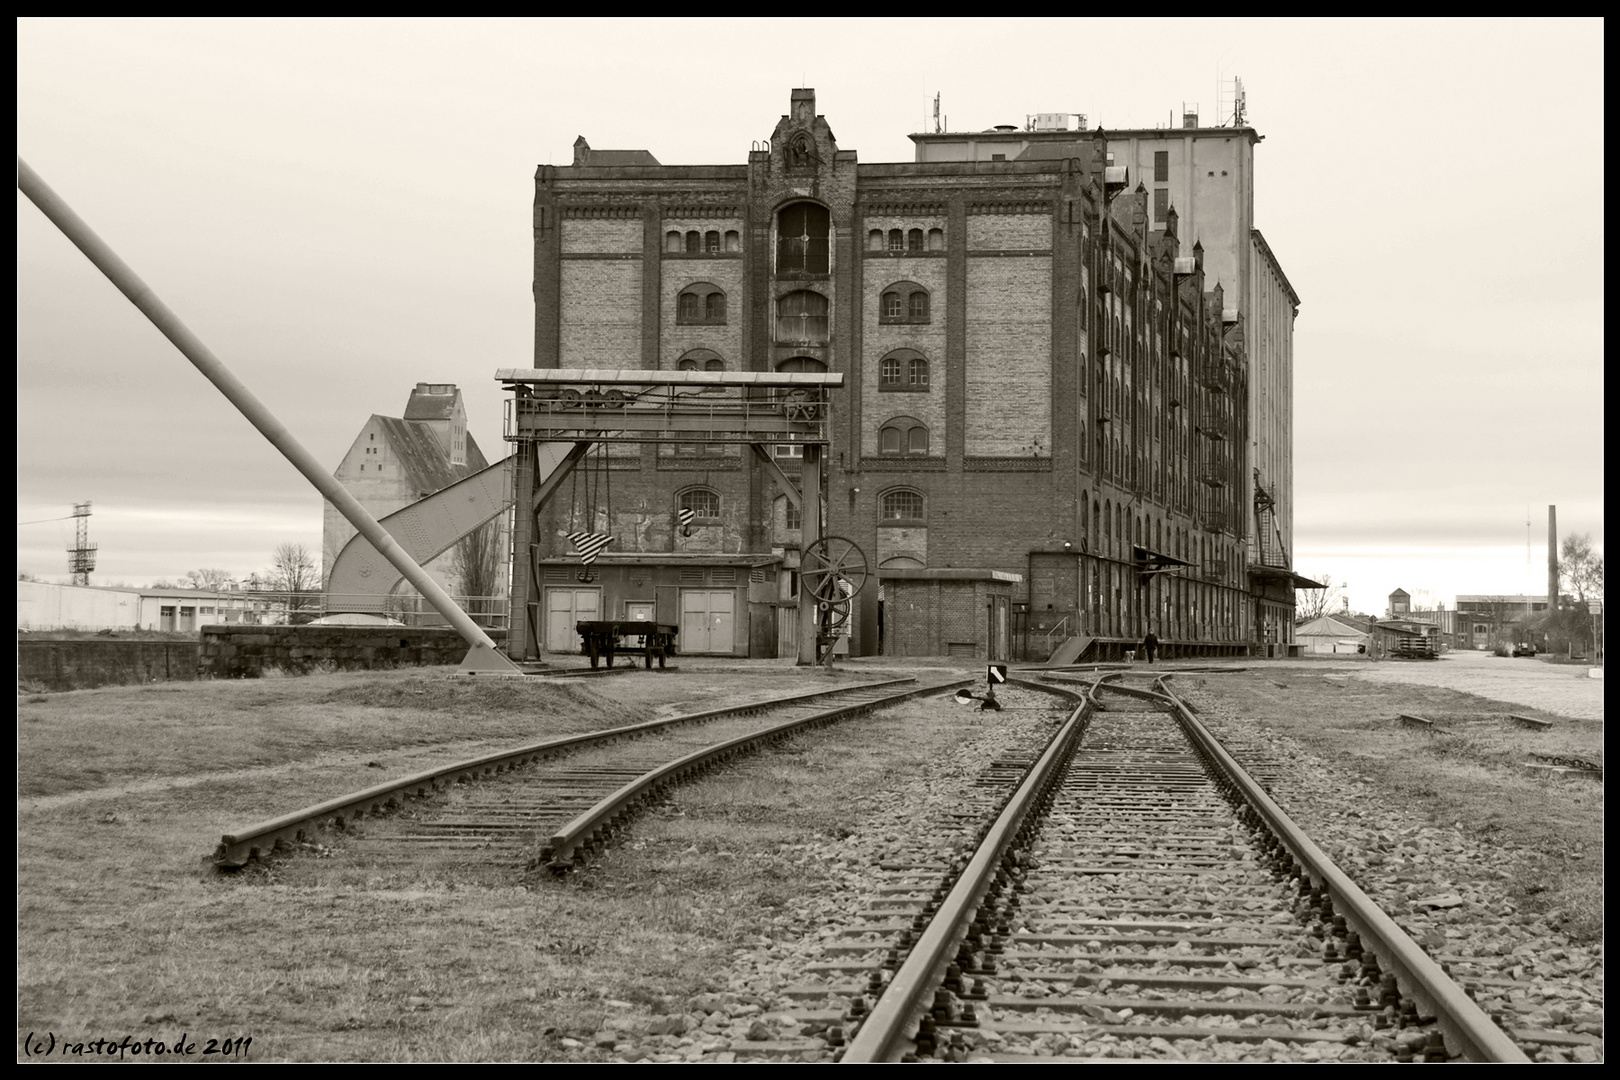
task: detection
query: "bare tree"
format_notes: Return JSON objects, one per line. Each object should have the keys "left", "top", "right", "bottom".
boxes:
{"left": 268, "top": 542, "right": 320, "bottom": 621}
{"left": 184, "top": 568, "right": 233, "bottom": 591}
{"left": 1408, "top": 587, "right": 1441, "bottom": 612}
{"left": 451, "top": 520, "right": 504, "bottom": 627}
{"left": 1560, "top": 533, "right": 1604, "bottom": 603}
{"left": 1294, "top": 574, "right": 1348, "bottom": 623}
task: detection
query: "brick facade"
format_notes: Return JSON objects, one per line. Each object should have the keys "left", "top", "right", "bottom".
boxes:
{"left": 523, "top": 89, "right": 1262, "bottom": 659}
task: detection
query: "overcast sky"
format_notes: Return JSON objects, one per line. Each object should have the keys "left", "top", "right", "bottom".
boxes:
{"left": 17, "top": 18, "right": 1603, "bottom": 614}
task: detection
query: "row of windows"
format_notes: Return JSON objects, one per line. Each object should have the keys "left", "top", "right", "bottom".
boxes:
{"left": 676, "top": 281, "right": 932, "bottom": 334}
{"left": 867, "top": 227, "right": 945, "bottom": 253}
{"left": 666, "top": 229, "right": 742, "bottom": 255}
{"left": 677, "top": 486, "right": 921, "bottom": 523}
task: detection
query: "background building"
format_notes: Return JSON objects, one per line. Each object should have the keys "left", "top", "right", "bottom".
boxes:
{"left": 524, "top": 89, "right": 1301, "bottom": 659}
{"left": 322, "top": 383, "right": 508, "bottom": 618}
{"left": 17, "top": 580, "right": 273, "bottom": 631}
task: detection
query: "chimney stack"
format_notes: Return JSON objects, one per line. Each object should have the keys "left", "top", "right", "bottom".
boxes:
{"left": 1547, "top": 505, "right": 1559, "bottom": 609}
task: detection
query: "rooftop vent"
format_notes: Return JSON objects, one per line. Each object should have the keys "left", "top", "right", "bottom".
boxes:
{"left": 993, "top": 124, "right": 1018, "bottom": 132}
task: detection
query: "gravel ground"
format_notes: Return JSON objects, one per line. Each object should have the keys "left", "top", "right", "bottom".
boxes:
{"left": 665, "top": 677, "right": 1602, "bottom": 1064}
{"left": 572, "top": 684, "right": 1074, "bottom": 1063}
{"left": 1181, "top": 684, "right": 1604, "bottom": 1063}
{"left": 1347, "top": 651, "right": 1604, "bottom": 722}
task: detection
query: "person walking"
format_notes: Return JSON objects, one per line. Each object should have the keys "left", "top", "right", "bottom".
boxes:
{"left": 1142, "top": 629, "right": 1160, "bottom": 665}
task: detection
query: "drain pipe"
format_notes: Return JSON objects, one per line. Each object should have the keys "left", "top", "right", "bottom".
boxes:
{"left": 18, "top": 158, "right": 517, "bottom": 674}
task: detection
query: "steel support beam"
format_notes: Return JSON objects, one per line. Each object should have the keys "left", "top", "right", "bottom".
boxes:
{"left": 17, "top": 157, "right": 518, "bottom": 674}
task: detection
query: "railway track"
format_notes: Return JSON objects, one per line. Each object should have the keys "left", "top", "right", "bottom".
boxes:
{"left": 213, "top": 676, "right": 966, "bottom": 870}
{"left": 738, "top": 673, "right": 1530, "bottom": 1063}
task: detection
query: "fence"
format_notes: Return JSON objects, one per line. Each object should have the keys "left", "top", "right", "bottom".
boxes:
{"left": 240, "top": 592, "right": 511, "bottom": 630}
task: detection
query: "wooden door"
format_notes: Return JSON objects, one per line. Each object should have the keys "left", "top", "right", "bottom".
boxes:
{"left": 545, "top": 588, "right": 600, "bottom": 652}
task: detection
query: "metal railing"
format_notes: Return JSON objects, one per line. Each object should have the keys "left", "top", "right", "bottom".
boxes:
{"left": 213, "top": 592, "right": 511, "bottom": 630}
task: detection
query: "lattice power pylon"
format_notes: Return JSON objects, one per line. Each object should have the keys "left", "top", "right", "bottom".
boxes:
{"left": 67, "top": 501, "right": 98, "bottom": 585}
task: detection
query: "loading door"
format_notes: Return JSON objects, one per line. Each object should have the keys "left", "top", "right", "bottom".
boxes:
{"left": 680, "top": 590, "right": 735, "bottom": 654}
{"left": 545, "top": 587, "right": 600, "bottom": 652}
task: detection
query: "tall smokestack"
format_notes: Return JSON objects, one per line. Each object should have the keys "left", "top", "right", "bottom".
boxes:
{"left": 1547, "top": 505, "right": 1559, "bottom": 609}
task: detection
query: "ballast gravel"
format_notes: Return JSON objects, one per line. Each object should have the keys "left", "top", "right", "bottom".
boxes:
{"left": 565, "top": 685, "right": 1072, "bottom": 1063}
{"left": 1179, "top": 684, "right": 1603, "bottom": 1064}
{"left": 561, "top": 681, "right": 1601, "bottom": 1063}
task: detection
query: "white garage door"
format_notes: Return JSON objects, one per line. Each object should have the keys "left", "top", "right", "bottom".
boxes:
{"left": 680, "top": 590, "right": 735, "bottom": 654}
{"left": 545, "top": 588, "right": 600, "bottom": 652}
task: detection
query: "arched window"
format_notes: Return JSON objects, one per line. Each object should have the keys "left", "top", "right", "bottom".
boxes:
{"left": 878, "top": 350, "right": 929, "bottom": 393}
{"left": 676, "top": 349, "right": 725, "bottom": 372}
{"left": 775, "top": 356, "right": 827, "bottom": 373}
{"left": 907, "top": 228, "right": 924, "bottom": 252}
{"left": 777, "top": 202, "right": 830, "bottom": 275}
{"left": 723, "top": 230, "right": 741, "bottom": 253}
{"left": 666, "top": 231, "right": 682, "bottom": 253}
{"left": 677, "top": 283, "right": 726, "bottom": 326}
{"left": 879, "top": 282, "right": 930, "bottom": 325}
{"left": 685, "top": 231, "right": 701, "bottom": 254}
{"left": 776, "top": 290, "right": 828, "bottom": 343}
{"left": 927, "top": 228, "right": 945, "bottom": 252}
{"left": 679, "top": 487, "right": 720, "bottom": 519}
{"left": 705, "top": 230, "right": 720, "bottom": 254}
{"left": 880, "top": 489, "right": 925, "bottom": 521}
{"left": 878, "top": 416, "right": 930, "bottom": 455}
{"left": 868, "top": 229, "right": 884, "bottom": 252}
{"left": 888, "top": 229, "right": 904, "bottom": 252}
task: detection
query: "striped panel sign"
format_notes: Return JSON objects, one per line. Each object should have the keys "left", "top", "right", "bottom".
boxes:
{"left": 566, "top": 532, "right": 615, "bottom": 565}
{"left": 678, "top": 508, "right": 696, "bottom": 529}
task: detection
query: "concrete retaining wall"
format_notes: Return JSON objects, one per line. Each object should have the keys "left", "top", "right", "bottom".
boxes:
{"left": 198, "top": 625, "right": 469, "bottom": 678}
{"left": 17, "top": 640, "right": 200, "bottom": 692}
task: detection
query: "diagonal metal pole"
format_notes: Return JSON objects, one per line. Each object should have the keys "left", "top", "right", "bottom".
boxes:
{"left": 18, "top": 156, "right": 519, "bottom": 674}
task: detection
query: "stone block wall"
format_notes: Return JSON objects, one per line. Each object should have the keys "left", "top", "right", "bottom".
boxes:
{"left": 17, "top": 640, "right": 200, "bottom": 692}
{"left": 198, "top": 625, "right": 470, "bottom": 678}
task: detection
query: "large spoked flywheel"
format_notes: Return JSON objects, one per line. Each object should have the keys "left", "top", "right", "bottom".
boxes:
{"left": 801, "top": 536, "right": 869, "bottom": 606}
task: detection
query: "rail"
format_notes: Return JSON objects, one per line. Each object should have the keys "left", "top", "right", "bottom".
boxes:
{"left": 1155, "top": 674, "right": 1529, "bottom": 1062}
{"left": 538, "top": 677, "right": 971, "bottom": 869}
{"left": 214, "top": 677, "right": 920, "bottom": 867}
{"left": 841, "top": 677, "right": 1096, "bottom": 1062}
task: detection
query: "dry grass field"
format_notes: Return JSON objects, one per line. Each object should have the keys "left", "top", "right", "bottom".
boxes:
{"left": 16, "top": 658, "right": 1602, "bottom": 1061}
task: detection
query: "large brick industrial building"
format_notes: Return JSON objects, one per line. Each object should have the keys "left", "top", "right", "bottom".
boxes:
{"left": 522, "top": 89, "right": 1304, "bottom": 660}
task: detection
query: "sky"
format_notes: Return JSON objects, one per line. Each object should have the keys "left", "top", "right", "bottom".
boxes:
{"left": 17, "top": 18, "right": 1604, "bottom": 615}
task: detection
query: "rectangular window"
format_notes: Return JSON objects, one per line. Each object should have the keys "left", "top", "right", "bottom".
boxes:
{"left": 1155, "top": 188, "right": 1169, "bottom": 221}
{"left": 1154, "top": 150, "right": 1168, "bottom": 182}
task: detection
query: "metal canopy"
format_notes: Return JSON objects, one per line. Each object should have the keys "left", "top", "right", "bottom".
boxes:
{"left": 497, "top": 368, "right": 844, "bottom": 388}
{"left": 501, "top": 370, "right": 839, "bottom": 445}
{"left": 1133, "top": 545, "right": 1194, "bottom": 578}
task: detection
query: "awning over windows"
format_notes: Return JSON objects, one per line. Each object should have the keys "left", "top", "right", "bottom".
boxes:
{"left": 1132, "top": 545, "right": 1193, "bottom": 581}
{"left": 1246, "top": 563, "right": 1327, "bottom": 590}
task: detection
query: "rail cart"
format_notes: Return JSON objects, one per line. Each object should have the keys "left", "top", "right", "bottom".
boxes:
{"left": 574, "top": 620, "right": 679, "bottom": 669}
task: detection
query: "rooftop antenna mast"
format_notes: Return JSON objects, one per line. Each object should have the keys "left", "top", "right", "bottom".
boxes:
{"left": 67, "top": 501, "right": 97, "bottom": 585}
{"left": 934, "top": 92, "right": 941, "bottom": 134}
